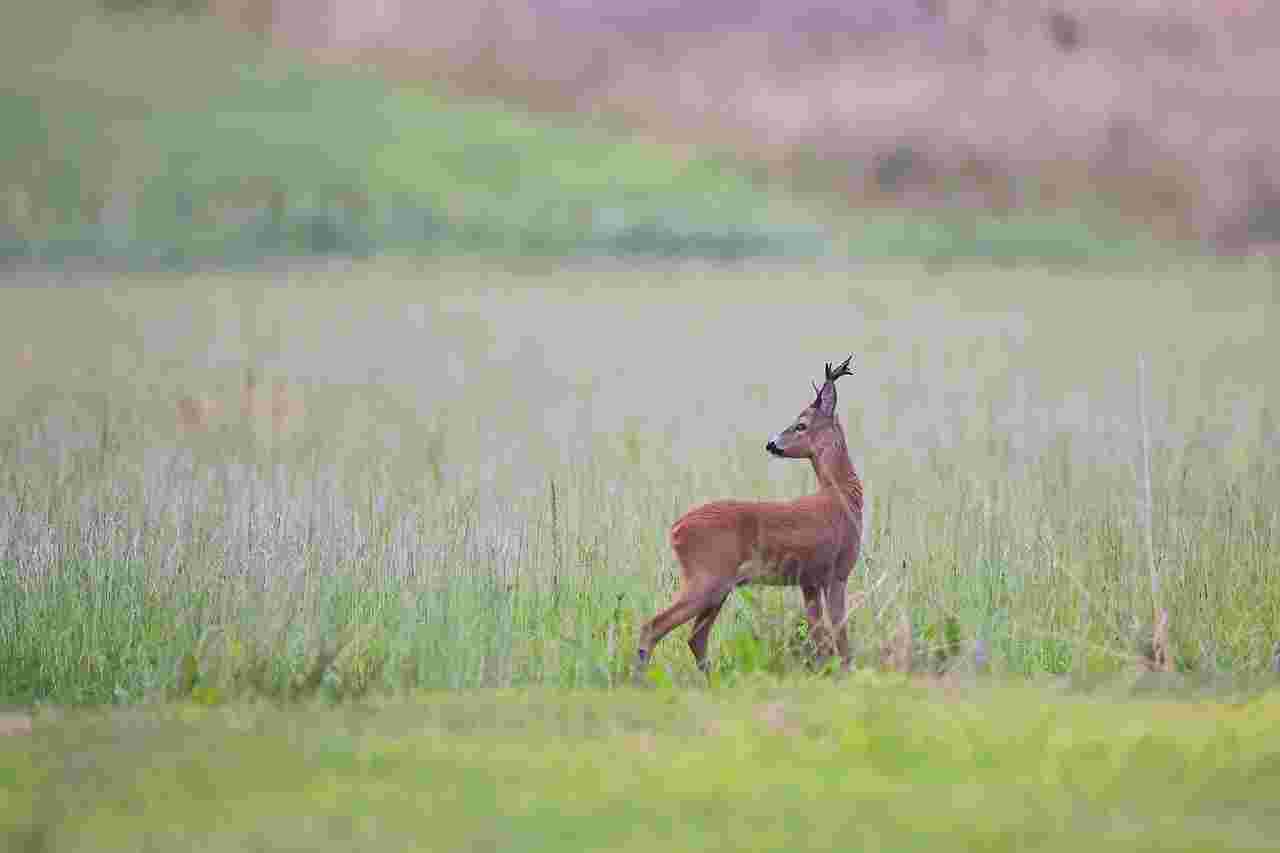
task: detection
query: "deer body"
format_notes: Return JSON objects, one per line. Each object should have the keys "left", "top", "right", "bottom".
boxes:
{"left": 636, "top": 357, "right": 863, "bottom": 679}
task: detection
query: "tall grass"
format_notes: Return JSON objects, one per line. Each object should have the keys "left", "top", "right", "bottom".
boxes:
{"left": 1, "top": 260, "right": 1277, "bottom": 705}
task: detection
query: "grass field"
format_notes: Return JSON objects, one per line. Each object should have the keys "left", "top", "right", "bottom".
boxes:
{"left": 1, "top": 258, "right": 1277, "bottom": 707}
{"left": 4, "top": 679, "right": 1280, "bottom": 851}
{"left": 3, "top": 7, "right": 1277, "bottom": 849}
{"left": 1, "top": 258, "right": 1278, "bottom": 848}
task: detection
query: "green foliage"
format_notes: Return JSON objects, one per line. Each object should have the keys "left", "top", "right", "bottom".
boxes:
{"left": 720, "top": 588, "right": 822, "bottom": 678}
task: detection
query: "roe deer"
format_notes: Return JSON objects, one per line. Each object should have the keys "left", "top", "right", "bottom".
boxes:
{"left": 636, "top": 355, "right": 863, "bottom": 680}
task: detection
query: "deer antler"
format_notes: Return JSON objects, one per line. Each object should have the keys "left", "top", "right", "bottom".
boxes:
{"left": 812, "top": 355, "right": 855, "bottom": 409}
{"left": 825, "top": 354, "right": 855, "bottom": 383}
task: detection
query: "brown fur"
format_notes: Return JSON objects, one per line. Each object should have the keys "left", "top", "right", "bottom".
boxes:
{"left": 636, "top": 357, "right": 863, "bottom": 679}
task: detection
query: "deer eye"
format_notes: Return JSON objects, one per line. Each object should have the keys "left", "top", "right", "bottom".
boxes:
{"left": 794, "top": 423, "right": 807, "bottom": 432}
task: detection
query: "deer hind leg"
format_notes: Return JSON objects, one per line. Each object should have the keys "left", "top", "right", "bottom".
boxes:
{"left": 825, "top": 576, "right": 853, "bottom": 671}
{"left": 801, "top": 584, "right": 832, "bottom": 662}
{"left": 687, "top": 594, "right": 729, "bottom": 678}
{"left": 635, "top": 581, "right": 721, "bottom": 680}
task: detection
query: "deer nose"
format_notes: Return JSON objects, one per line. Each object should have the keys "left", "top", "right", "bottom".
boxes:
{"left": 766, "top": 438, "right": 781, "bottom": 456}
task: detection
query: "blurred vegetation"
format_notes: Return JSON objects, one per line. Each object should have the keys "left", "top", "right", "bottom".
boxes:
{"left": 296, "top": 0, "right": 1280, "bottom": 255}
{"left": 0, "top": 6, "right": 827, "bottom": 266}
{"left": 6, "top": 682, "right": 1280, "bottom": 850}
{"left": 0, "top": 3, "right": 1189, "bottom": 268}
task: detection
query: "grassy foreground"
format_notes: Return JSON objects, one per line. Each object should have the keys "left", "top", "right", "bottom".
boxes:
{"left": 5, "top": 677, "right": 1280, "bottom": 851}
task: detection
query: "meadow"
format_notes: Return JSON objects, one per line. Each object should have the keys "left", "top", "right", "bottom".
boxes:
{"left": 2, "top": 258, "right": 1278, "bottom": 848}
{"left": 2, "top": 258, "right": 1277, "bottom": 705}
{"left": 5, "top": 6, "right": 1279, "bottom": 850}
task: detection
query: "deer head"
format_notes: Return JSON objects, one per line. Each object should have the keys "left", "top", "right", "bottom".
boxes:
{"left": 765, "top": 355, "right": 854, "bottom": 459}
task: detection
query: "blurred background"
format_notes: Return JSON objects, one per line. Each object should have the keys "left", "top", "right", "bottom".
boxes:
{"left": 6, "top": 0, "right": 1280, "bottom": 265}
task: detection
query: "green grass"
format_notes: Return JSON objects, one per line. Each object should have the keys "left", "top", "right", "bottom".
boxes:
{"left": 5, "top": 680, "right": 1280, "bottom": 851}
{"left": 1, "top": 259, "right": 1276, "bottom": 706}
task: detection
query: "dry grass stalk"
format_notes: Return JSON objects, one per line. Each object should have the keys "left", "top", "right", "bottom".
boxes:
{"left": 839, "top": 589, "right": 867, "bottom": 630}
{"left": 1137, "top": 355, "right": 1160, "bottom": 614}
{"left": 241, "top": 367, "right": 259, "bottom": 422}
{"left": 271, "top": 378, "right": 304, "bottom": 439}
{"left": 1147, "top": 608, "right": 1174, "bottom": 673}
{"left": 881, "top": 609, "right": 914, "bottom": 674}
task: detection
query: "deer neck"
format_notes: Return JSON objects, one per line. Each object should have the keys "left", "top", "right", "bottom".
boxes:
{"left": 811, "top": 432, "right": 863, "bottom": 517}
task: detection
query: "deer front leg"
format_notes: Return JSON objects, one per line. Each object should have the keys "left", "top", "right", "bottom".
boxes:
{"left": 801, "top": 584, "right": 831, "bottom": 662}
{"left": 687, "top": 594, "right": 728, "bottom": 679}
{"left": 825, "top": 576, "right": 854, "bottom": 671}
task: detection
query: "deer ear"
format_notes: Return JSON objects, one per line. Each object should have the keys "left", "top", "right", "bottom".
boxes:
{"left": 816, "top": 381, "right": 837, "bottom": 418}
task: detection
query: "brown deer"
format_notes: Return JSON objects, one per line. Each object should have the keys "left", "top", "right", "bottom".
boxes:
{"left": 636, "top": 355, "right": 863, "bottom": 681}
